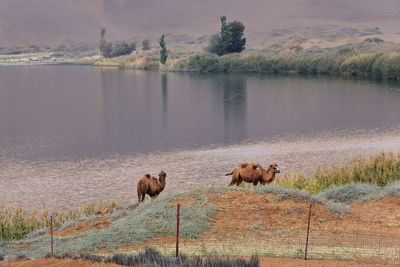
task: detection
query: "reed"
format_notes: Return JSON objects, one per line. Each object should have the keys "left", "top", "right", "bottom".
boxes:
{"left": 276, "top": 153, "right": 400, "bottom": 194}
{"left": 164, "top": 52, "right": 400, "bottom": 80}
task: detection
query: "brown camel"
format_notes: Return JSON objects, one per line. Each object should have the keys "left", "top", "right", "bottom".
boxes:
{"left": 137, "top": 171, "right": 167, "bottom": 203}
{"left": 225, "top": 163, "right": 280, "bottom": 186}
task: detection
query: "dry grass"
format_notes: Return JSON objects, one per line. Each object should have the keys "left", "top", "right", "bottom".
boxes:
{"left": 0, "top": 200, "right": 120, "bottom": 241}
{"left": 276, "top": 153, "right": 400, "bottom": 194}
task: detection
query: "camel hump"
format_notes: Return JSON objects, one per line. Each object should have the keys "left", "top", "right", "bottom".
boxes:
{"left": 240, "top": 163, "right": 248, "bottom": 168}
{"left": 145, "top": 174, "right": 151, "bottom": 178}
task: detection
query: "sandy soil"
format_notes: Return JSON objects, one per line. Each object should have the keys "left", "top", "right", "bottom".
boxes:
{"left": 205, "top": 191, "right": 400, "bottom": 233}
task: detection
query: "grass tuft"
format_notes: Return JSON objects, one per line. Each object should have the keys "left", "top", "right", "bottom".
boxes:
{"left": 277, "top": 153, "right": 400, "bottom": 194}
{"left": 106, "top": 248, "right": 259, "bottom": 267}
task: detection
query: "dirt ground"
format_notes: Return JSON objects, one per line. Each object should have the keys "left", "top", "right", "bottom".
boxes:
{"left": 1, "top": 257, "right": 395, "bottom": 267}
{"left": 37, "top": 189, "right": 400, "bottom": 266}
{"left": 206, "top": 190, "right": 400, "bottom": 233}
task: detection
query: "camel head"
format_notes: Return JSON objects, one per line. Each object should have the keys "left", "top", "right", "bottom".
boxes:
{"left": 261, "top": 163, "right": 280, "bottom": 183}
{"left": 158, "top": 171, "right": 167, "bottom": 181}
{"left": 270, "top": 163, "right": 280, "bottom": 174}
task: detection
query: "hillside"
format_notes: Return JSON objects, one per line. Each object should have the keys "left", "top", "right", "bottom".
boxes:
{"left": 2, "top": 182, "right": 400, "bottom": 264}
{"left": 1, "top": 0, "right": 400, "bottom": 46}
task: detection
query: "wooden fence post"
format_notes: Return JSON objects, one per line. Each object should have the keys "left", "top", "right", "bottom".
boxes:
{"left": 176, "top": 204, "right": 180, "bottom": 257}
{"left": 304, "top": 203, "right": 312, "bottom": 260}
{"left": 50, "top": 216, "right": 54, "bottom": 256}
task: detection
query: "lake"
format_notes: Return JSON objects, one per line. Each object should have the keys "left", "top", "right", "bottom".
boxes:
{"left": 1, "top": 65, "right": 400, "bottom": 209}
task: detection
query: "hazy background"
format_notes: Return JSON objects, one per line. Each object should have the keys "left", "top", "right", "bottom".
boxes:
{"left": 1, "top": 0, "right": 399, "bottom": 46}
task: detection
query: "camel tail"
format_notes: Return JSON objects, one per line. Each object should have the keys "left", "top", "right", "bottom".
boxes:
{"left": 225, "top": 171, "right": 233, "bottom": 176}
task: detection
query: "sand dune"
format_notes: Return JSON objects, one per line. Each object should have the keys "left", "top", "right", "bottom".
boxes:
{"left": 1, "top": 0, "right": 399, "bottom": 46}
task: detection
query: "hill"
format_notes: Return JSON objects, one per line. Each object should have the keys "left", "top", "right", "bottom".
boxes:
{"left": 1, "top": 0, "right": 400, "bottom": 46}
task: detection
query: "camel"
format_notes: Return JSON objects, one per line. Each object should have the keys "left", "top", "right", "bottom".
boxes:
{"left": 137, "top": 171, "right": 167, "bottom": 203}
{"left": 225, "top": 163, "right": 280, "bottom": 186}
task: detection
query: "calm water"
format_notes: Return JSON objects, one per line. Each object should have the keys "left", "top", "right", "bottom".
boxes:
{"left": 1, "top": 65, "right": 400, "bottom": 160}
{"left": 1, "top": 65, "right": 400, "bottom": 209}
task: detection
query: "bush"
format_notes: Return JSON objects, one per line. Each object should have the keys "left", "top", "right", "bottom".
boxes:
{"left": 101, "top": 42, "right": 136, "bottom": 58}
{"left": 16, "top": 255, "right": 29, "bottom": 260}
{"left": 0, "top": 254, "right": 4, "bottom": 261}
{"left": 106, "top": 248, "right": 259, "bottom": 267}
{"left": 142, "top": 39, "right": 151, "bottom": 50}
{"left": 316, "top": 183, "right": 380, "bottom": 205}
{"left": 80, "top": 253, "right": 102, "bottom": 263}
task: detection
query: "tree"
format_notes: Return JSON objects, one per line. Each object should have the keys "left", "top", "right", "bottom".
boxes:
{"left": 159, "top": 34, "right": 168, "bottom": 64}
{"left": 219, "top": 16, "right": 232, "bottom": 55}
{"left": 99, "top": 28, "right": 107, "bottom": 53}
{"left": 142, "top": 39, "right": 151, "bottom": 50}
{"left": 206, "top": 16, "right": 246, "bottom": 56}
{"left": 98, "top": 27, "right": 136, "bottom": 58}
{"left": 228, "top": 21, "right": 246, "bottom": 53}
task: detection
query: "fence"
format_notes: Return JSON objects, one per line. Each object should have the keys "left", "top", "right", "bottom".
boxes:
{"left": 1, "top": 204, "right": 400, "bottom": 265}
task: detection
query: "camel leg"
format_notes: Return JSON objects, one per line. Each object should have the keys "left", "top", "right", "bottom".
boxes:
{"left": 236, "top": 178, "right": 243, "bottom": 186}
{"left": 253, "top": 179, "right": 259, "bottom": 186}
{"left": 229, "top": 169, "right": 240, "bottom": 186}
{"left": 140, "top": 193, "right": 146, "bottom": 202}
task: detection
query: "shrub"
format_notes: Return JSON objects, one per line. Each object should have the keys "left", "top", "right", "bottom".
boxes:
{"left": 316, "top": 183, "right": 380, "bottom": 205}
{"left": 79, "top": 253, "right": 102, "bottom": 262}
{"left": 101, "top": 42, "right": 136, "bottom": 58}
{"left": 16, "top": 255, "right": 29, "bottom": 260}
{"left": 106, "top": 248, "right": 259, "bottom": 267}
{"left": 142, "top": 39, "right": 151, "bottom": 50}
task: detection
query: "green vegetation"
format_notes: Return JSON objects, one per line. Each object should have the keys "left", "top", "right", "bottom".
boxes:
{"left": 99, "top": 28, "right": 107, "bottom": 53}
{"left": 98, "top": 28, "right": 136, "bottom": 58}
{"left": 164, "top": 52, "right": 400, "bottom": 80}
{"left": 276, "top": 153, "right": 400, "bottom": 194}
{"left": 159, "top": 34, "right": 168, "bottom": 64}
{"left": 0, "top": 200, "right": 120, "bottom": 241}
{"left": 207, "top": 16, "right": 246, "bottom": 55}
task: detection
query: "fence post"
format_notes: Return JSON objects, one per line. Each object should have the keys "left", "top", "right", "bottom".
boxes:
{"left": 304, "top": 203, "right": 312, "bottom": 260}
{"left": 50, "top": 216, "right": 54, "bottom": 256}
{"left": 176, "top": 204, "right": 180, "bottom": 257}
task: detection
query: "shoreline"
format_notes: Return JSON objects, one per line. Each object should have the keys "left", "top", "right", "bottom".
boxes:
{"left": 1, "top": 52, "right": 400, "bottom": 81}
{"left": 1, "top": 126, "right": 400, "bottom": 211}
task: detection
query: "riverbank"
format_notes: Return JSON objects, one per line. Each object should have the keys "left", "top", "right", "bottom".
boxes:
{"left": 1, "top": 127, "right": 400, "bottom": 211}
{"left": 162, "top": 52, "right": 400, "bottom": 80}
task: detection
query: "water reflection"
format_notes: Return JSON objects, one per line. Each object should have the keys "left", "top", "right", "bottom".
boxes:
{"left": 211, "top": 73, "right": 247, "bottom": 143}
{"left": 161, "top": 73, "right": 168, "bottom": 133}
{"left": 0, "top": 66, "right": 400, "bottom": 160}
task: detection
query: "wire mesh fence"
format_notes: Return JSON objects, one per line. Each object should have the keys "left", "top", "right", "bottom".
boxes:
{"left": 1, "top": 205, "right": 400, "bottom": 265}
